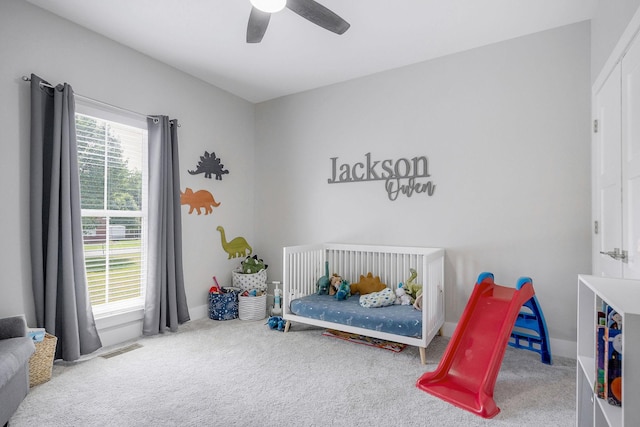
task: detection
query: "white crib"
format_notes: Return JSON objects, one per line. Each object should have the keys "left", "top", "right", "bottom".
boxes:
{"left": 282, "top": 243, "right": 445, "bottom": 364}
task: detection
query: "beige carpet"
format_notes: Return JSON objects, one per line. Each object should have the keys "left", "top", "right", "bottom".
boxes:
{"left": 11, "top": 318, "right": 576, "bottom": 426}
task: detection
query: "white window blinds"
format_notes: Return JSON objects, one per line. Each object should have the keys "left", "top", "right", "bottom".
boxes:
{"left": 75, "top": 105, "right": 148, "bottom": 313}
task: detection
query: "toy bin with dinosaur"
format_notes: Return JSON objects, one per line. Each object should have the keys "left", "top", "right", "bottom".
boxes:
{"left": 233, "top": 255, "right": 269, "bottom": 321}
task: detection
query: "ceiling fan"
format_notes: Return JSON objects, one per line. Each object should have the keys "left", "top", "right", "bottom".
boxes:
{"left": 247, "top": 0, "right": 350, "bottom": 43}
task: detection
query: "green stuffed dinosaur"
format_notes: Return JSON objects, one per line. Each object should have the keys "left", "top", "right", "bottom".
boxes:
{"left": 241, "top": 255, "right": 267, "bottom": 273}
{"left": 403, "top": 268, "right": 423, "bottom": 304}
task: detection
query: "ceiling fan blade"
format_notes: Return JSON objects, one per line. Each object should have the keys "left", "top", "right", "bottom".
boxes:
{"left": 247, "top": 7, "right": 271, "bottom": 43}
{"left": 286, "top": 0, "right": 350, "bottom": 35}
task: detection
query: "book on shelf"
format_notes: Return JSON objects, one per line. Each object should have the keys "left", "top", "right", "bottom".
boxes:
{"left": 607, "top": 305, "right": 622, "bottom": 407}
{"left": 594, "top": 303, "right": 624, "bottom": 406}
{"left": 595, "top": 318, "right": 606, "bottom": 399}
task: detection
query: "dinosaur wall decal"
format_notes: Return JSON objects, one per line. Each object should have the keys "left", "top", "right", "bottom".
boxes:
{"left": 180, "top": 187, "right": 221, "bottom": 215}
{"left": 188, "top": 151, "right": 229, "bottom": 180}
{"left": 216, "top": 226, "right": 252, "bottom": 259}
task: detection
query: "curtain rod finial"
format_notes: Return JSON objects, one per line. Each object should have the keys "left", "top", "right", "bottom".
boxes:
{"left": 22, "top": 75, "right": 31, "bottom": 82}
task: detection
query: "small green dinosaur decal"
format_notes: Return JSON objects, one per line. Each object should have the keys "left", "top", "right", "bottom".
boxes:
{"left": 216, "top": 226, "right": 252, "bottom": 259}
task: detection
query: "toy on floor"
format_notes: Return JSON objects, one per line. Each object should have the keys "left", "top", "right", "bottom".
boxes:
{"left": 417, "top": 272, "right": 539, "bottom": 419}
{"left": 271, "top": 281, "right": 282, "bottom": 316}
{"left": 508, "top": 283, "right": 553, "bottom": 365}
{"left": 267, "top": 316, "right": 286, "bottom": 331}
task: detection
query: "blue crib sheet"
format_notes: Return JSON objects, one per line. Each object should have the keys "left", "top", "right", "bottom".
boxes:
{"left": 289, "top": 293, "right": 422, "bottom": 338}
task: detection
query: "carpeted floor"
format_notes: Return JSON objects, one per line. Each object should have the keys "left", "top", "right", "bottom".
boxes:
{"left": 11, "top": 318, "right": 576, "bottom": 426}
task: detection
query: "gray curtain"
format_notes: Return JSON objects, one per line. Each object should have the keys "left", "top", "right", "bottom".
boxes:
{"left": 143, "top": 116, "right": 190, "bottom": 335}
{"left": 29, "top": 74, "right": 102, "bottom": 361}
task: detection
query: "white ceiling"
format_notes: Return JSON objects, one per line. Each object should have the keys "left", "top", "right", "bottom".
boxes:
{"left": 25, "top": 0, "right": 596, "bottom": 103}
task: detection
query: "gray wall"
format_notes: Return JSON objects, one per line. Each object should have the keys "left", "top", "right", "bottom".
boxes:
{"left": 255, "top": 22, "right": 592, "bottom": 354}
{"left": 0, "top": 0, "right": 255, "bottom": 336}
{"left": 591, "top": 0, "right": 640, "bottom": 82}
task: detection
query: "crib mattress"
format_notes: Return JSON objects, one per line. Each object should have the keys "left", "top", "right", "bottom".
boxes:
{"left": 289, "top": 293, "right": 422, "bottom": 338}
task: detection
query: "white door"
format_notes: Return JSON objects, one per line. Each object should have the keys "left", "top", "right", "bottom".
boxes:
{"left": 594, "top": 63, "right": 623, "bottom": 277}
{"left": 622, "top": 36, "right": 640, "bottom": 279}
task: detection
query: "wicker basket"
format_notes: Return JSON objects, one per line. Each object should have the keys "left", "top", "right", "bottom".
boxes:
{"left": 238, "top": 294, "right": 267, "bottom": 321}
{"left": 29, "top": 333, "right": 57, "bottom": 387}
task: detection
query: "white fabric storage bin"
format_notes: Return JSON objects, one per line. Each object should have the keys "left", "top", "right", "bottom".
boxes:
{"left": 238, "top": 294, "right": 267, "bottom": 321}
{"left": 232, "top": 268, "right": 267, "bottom": 292}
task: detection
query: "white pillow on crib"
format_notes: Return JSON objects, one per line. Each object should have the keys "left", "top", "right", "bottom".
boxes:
{"left": 359, "top": 287, "right": 396, "bottom": 308}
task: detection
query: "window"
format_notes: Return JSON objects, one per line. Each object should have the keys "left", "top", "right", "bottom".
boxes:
{"left": 75, "top": 100, "right": 148, "bottom": 315}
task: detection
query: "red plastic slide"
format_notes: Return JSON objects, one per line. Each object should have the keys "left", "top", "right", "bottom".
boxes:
{"left": 416, "top": 272, "right": 535, "bottom": 418}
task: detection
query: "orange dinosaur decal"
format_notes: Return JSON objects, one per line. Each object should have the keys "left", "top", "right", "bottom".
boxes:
{"left": 180, "top": 187, "right": 220, "bottom": 215}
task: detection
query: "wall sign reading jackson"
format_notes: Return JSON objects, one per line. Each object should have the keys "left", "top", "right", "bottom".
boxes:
{"left": 328, "top": 152, "right": 436, "bottom": 201}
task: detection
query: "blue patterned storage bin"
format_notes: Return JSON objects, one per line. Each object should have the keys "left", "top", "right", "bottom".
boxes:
{"left": 208, "top": 290, "right": 239, "bottom": 320}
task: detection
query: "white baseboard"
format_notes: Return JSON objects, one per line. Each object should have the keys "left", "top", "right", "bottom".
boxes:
{"left": 95, "top": 308, "right": 143, "bottom": 348}
{"left": 548, "top": 337, "right": 577, "bottom": 360}
{"left": 189, "top": 304, "right": 208, "bottom": 321}
{"left": 442, "top": 321, "right": 576, "bottom": 360}
{"left": 441, "top": 321, "right": 458, "bottom": 338}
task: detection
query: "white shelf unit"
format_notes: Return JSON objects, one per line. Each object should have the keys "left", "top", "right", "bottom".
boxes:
{"left": 576, "top": 275, "right": 640, "bottom": 426}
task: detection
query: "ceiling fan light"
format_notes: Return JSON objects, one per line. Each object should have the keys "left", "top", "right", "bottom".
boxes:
{"left": 250, "top": 0, "right": 286, "bottom": 13}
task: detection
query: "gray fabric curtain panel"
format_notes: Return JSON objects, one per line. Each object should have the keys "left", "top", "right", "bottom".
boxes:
{"left": 143, "top": 116, "right": 190, "bottom": 335}
{"left": 29, "top": 74, "right": 102, "bottom": 361}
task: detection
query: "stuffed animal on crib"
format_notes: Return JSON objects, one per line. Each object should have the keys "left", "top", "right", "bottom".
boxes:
{"left": 406, "top": 268, "right": 418, "bottom": 287}
{"left": 317, "top": 280, "right": 330, "bottom": 295}
{"left": 334, "top": 279, "right": 351, "bottom": 300}
{"left": 404, "top": 284, "right": 422, "bottom": 304}
{"left": 413, "top": 289, "right": 423, "bottom": 310}
{"left": 403, "top": 268, "right": 422, "bottom": 303}
{"left": 316, "top": 261, "right": 331, "bottom": 295}
{"left": 329, "top": 274, "right": 342, "bottom": 296}
{"left": 350, "top": 272, "right": 386, "bottom": 295}
{"left": 395, "top": 284, "right": 412, "bottom": 305}
{"left": 402, "top": 283, "right": 422, "bottom": 304}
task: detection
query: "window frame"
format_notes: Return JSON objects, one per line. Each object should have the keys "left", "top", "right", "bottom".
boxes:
{"left": 75, "top": 98, "right": 149, "bottom": 317}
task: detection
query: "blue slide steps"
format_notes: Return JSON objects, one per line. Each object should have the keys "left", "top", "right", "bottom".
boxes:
{"left": 508, "top": 277, "right": 553, "bottom": 365}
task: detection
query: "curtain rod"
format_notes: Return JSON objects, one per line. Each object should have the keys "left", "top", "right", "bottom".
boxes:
{"left": 21, "top": 76, "right": 180, "bottom": 126}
